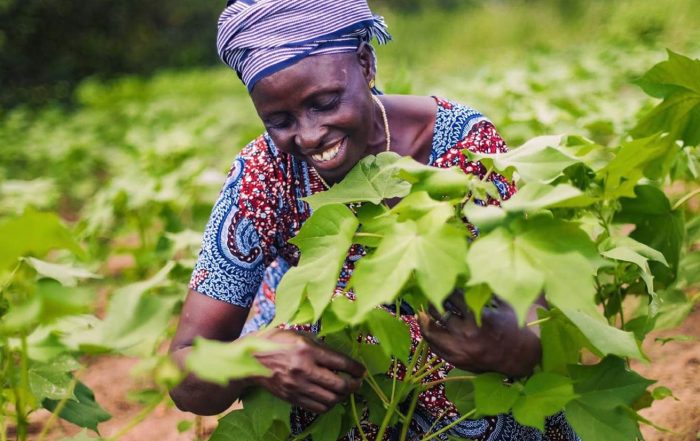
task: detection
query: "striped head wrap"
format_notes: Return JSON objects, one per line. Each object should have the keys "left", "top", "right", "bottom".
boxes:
{"left": 217, "top": 0, "right": 391, "bottom": 92}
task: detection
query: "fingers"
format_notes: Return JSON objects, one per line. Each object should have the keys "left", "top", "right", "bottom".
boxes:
{"left": 311, "top": 367, "right": 362, "bottom": 396}
{"left": 314, "top": 346, "right": 366, "bottom": 378}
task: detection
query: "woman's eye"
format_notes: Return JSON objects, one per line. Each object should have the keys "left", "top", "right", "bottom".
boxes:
{"left": 266, "top": 118, "right": 291, "bottom": 129}
{"left": 313, "top": 97, "right": 339, "bottom": 111}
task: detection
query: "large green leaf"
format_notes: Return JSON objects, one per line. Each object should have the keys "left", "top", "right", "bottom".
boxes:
{"left": 303, "top": 153, "right": 410, "bottom": 209}
{"left": 472, "top": 373, "right": 519, "bottom": 416}
{"left": 567, "top": 356, "right": 654, "bottom": 410}
{"left": 444, "top": 369, "right": 476, "bottom": 415}
{"left": 29, "top": 359, "right": 76, "bottom": 401}
{"left": 538, "top": 309, "right": 585, "bottom": 375}
{"left": 186, "top": 336, "right": 281, "bottom": 385}
{"left": 565, "top": 400, "right": 641, "bottom": 441}
{"left": 24, "top": 257, "right": 100, "bottom": 287}
{"left": 511, "top": 373, "right": 577, "bottom": 430}
{"left": 70, "top": 262, "right": 179, "bottom": 355}
{"left": 0, "top": 210, "right": 82, "bottom": 271}
{"left": 467, "top": 217, "right": 600, "bottom": 324}
{"left": 43, "top": 381, "right": 111, "bottom": 433}
{"left": 614, "top": 185, "right": 685, "bottom": 286}
{"left": 632, "top": 50, "right": 700, "bottom": 146}
{"left": 350, "top": 220, "right": 468, "bottom": 321}
{"left": 274, "top": 204, "right": 358, "bottom": 324}
{"left": 393, "top": 157, "right": 474, "bottom": 200}
{"left": 310, "top": 404, "right": 345, "bottom": 441}
{"left": 502, "top": 182, "right": 593, "bottom": 212}
{"left": 210, "top": 389, "right": 291, "bottom": 441}
{"left": 364, "top": 308, "right": 411, "bottom": 363}
{"left": 560, "top": 308, "right": 644, "bottom": 360}
{"left": 466, "top": 135, "right": 580, "bottom": 184}
{"left": 599, "top": 134, "right": 675, "bottom": 199}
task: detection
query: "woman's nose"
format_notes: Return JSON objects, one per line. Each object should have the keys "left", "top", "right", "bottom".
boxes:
{"left": 294, "top": 118, "right": 326, "bottom": 151}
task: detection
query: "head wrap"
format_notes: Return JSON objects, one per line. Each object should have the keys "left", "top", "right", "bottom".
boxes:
{"left": 216, "top": 0, "right": 391, "bottom": 92}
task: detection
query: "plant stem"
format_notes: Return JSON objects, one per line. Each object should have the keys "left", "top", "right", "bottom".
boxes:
{"left": 672, "top": 187, "right": 700, "bottom": 210}
{"left": 350, "top": 394, "right": 369, "bottom": 441}
{"left": 105, "top": 398, "right": 161, "bottom": 441}
{"left": 353, "top": 232, "right": 384, "bottom": 239}
{"left": 15, "top": 335, "right": 30, "bottom": 441}
{"left": 399, "top": 389, "right": 420, "bottom": 441}
{"left": 420, "top": 409, "right": 476, "bottom": 441}
{"left": 37, "top": 376, "right": 79, "bottom": 441}
{"left": 0, "top": 261, "right": 22, "bottom": 294}
{"left": 413, "top": 361, "right": 445, "bottom": 384}
{"left": 526, "top": 316, "right": 550, "bottom": 327}
{"left": 420, "top": 375, "right": 476, "bottom": 391}
{"left": 364, "top": 374, "right": 389, "bottom": 404}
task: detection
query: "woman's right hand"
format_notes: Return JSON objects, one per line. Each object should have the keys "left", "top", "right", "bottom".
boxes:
{"left": 253, "top": 328, "right": 365, "bottom": 414}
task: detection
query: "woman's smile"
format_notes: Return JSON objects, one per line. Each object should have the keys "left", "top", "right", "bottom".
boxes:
{"left": 308, "top": 137, "right": 347, "bottom": 168}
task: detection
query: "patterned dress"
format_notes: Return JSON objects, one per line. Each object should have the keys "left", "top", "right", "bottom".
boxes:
{"left": 190, "top": 97, "right": 580, "bottom": 441}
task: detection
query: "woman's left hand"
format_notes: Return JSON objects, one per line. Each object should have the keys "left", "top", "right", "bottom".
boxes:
{"left": 416, "top": 293, "right": 542, "bottom": 378}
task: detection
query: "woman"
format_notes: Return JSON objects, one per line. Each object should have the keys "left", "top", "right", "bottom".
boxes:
{"left": 169, "top": 1, "right": 579, "bottom": 439}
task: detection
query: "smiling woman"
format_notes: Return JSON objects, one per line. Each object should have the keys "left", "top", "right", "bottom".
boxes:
{"left": 168, "top": 0, "right": 579, "bottom": 440}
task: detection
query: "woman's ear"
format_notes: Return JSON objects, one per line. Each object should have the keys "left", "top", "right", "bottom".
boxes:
{"left": 356, "top": 42, "right": 377, "bottom": 86}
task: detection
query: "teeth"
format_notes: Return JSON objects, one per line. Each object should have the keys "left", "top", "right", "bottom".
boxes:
{"left": 311, "top": 141, "right": 341, "bottom": 162}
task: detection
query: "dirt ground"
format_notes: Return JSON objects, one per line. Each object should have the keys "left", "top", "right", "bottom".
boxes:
{"left": 24, "top": 306, "right": 700, "bottom": 441}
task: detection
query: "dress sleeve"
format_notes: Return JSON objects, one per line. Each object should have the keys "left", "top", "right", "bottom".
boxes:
{"left": 189, "top": 138, "right": 278, "bottom": 307}
{"left": 433, "top": 119, "right": 517, "bottom": 205}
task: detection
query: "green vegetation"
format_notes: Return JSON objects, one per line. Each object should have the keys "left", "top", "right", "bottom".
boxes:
{"left": 1, "top": 1, "right": 699, "bottom": 440}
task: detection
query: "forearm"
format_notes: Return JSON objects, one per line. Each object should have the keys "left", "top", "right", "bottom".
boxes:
{"left": 169, "top": 346, "right": 255, "bottom": 415}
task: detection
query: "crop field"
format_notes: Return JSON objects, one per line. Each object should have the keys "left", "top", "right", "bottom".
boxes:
{"left": 1, "top": 1, "right": 700, "bottom": 440}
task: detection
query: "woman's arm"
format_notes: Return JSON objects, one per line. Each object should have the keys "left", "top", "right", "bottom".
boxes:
{"left": 417, "top": 293, "right": 545, "bottom": 378}
{"left": 169, "top": 289, "right": 366, "bottom": 415}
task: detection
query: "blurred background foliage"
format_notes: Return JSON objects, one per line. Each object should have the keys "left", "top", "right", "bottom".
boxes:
{"left": 2, "top": 0, "right": 700, "bottom": 107}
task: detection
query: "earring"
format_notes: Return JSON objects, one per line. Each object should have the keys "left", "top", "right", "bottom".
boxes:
{"left": 369, "top": 79, "right": 375, "bottom": 89}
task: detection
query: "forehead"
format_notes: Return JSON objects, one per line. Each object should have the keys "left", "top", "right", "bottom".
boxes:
{"left": 250, "top": 52, "right": 359, "bottom": 105}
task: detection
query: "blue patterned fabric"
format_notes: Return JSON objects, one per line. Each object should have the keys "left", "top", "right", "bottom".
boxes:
{"left": 216, "top": 0, "right": 391, "bottom": 91}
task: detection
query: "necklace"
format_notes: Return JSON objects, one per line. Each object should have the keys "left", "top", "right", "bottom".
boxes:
{"left": 315, "top": 94, "right": 391, "bottom": 190}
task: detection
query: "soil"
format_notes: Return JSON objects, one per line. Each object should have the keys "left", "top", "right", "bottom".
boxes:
{"left": 24, "top": 306, "right": 700, "bottom": 441}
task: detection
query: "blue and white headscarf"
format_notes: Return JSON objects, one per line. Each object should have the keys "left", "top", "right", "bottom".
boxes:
{"left": 216, "top": 0, "right": 391, "bottom": 91}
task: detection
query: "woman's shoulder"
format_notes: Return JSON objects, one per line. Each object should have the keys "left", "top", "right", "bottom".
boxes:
{"left": 429, "top": 96, "right": 506, "bottom": 162}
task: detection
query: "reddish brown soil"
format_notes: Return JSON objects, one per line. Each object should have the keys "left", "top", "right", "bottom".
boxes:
{"left": 25, "top": 307, "right": 700, "bottom": 441}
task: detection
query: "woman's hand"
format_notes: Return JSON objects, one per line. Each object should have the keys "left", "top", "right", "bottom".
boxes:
{"left": 417, "top": 293, "right": 542, "bottom": 378}
{"left": 253, "top": 329, "right": 366, "bottom": 414}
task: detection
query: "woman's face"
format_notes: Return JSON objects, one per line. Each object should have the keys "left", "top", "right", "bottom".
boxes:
{"left": 249, "top": 47, "right": 381, "bottom": 184}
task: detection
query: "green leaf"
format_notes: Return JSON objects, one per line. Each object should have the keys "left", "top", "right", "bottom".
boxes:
{"left": 466, "top": 135, "right": 580, "bottom": 184}
{"left": 0, "top": 209, "right": 82, "bottom": 271}
{"left": 186, "top": 336, "right": 281, "bottom": 385}
{"left": 467, "top": 217, "right": 600, "bottom": 324}
{"left": 365, "top": 308, "right": 411, "bottom": 363}
{"left": 444, "top": 369, "right": 476, "bottom": 415}
{"left": 24, "top": 257, "right": 100, "bottom": 287}
{"left": 310, "top": 404, "right": 344, "bottom": 441}
{"left": 599, "top": 134, "right": 676, "bottom": 199}
{"left": 274, "top": 204, "right": 358, "bottom": 324}
{"left": 350, "top": 220, "right": 468, "bottom": 321}
{"left": 567, "top": 356, "right": 654, "bottom": 409}
{"left": 538, "top": 309, "right": 584, "bottom": 374}
{"left": 462, "top": 204, "right": 506, "bottom": 234}
{"left": 472, "top": 373, "right": 519, "bottom": 416}
{"left": 614, "top": 185, "right": 685, "bottom": 286}
{"left": 394, "top": 157, "right": 474, "bottom": 200}
{"left": 389, "top": 191, "right": 455, "bottom": 230}
{"left": 503, "top": 182, "right": 593, "bottom": 212}
{"left": 71, "top": 262, "right": 179, "bottom": 355}
{"left": 511, "top": 373, "right": 577, "bottom": 430}
{"left": 565, "top": 400, "right": 641, "bottom": 441}
{"left": 632, "top": 50, "right": 700, "bottom": 146}
{"left": 304, "top": 153, "right": 410, "bottom": 209}
{"left": 560, "top": 308, "right": 645, "bottom": 360}
{"left": 29, "top": 362, "right": 74, "bottom": 401}
{"left": 464, "top": 284, "right": 492, "bottom": 326}
{"left": 43, "top": 381, "right": 111, "bottom": 433}
{"left": 357, "top": 343, "right": 392, "bottom": 375}
{"left": 210, "top": 389, "right": 291, "bottom": 441}
{"left": 651, "top": 386, "right": 677, "bottom": 401}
